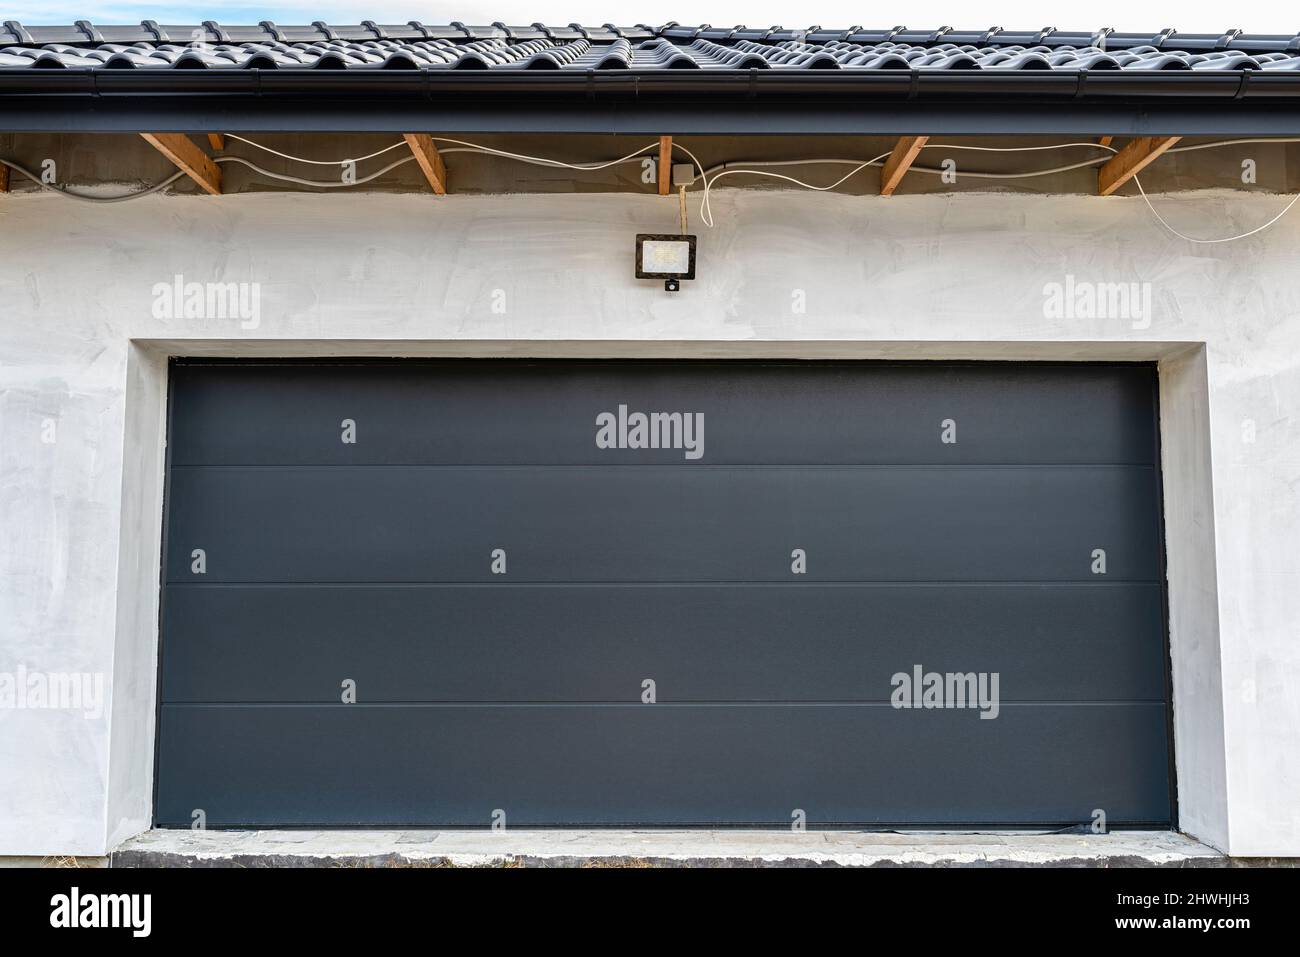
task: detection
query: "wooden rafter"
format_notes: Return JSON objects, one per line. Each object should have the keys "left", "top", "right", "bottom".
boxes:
{"left": 1098, "top": 136, "right": 1114, "bottom": 148}
{"left": 403, "top": 133, "right": 447, "bottom": 195}
{"left": 658, "top": 135, "right": 672, "bottom": 196}
{"left": 0, "top": 161, "right": 8, "bottom": 194}
{"left": 207, "top": 134, "right": 226, "bottom": 151}
{"left": 1098, "top": 136, "right": 1181, "bottom": 196}
{"left": 139, "top": 133, "right": 222, "bottom": 195}
{"left": 880, "top": 135, "right": 930, "bottom": 196}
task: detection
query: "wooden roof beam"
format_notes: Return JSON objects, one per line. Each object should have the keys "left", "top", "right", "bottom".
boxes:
{"left": 139, "top": 133, "right": 222, "bottom": 195}
{"left": 403, "top": 133, "right": 447, "bottom": 195}
{"left": 1098, "top": 136, "right": 1181, "bottom": 196}
{"left": 658, "top": 135, "right": 672, "bottom": 196}
{"left": 880, "top": 136, "right": 930, "bottom": 197}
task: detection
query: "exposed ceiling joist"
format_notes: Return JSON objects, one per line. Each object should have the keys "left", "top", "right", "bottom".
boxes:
{"left": 403, "top": 133, "right": 447, "bottom": 195}
{"left": 658, "top": 136, "right": 672, "bottom": 196}
{"left": 1098, "top": 136, "right": 1182, "bottom": 196}
{"left": 880, "top": 135, "right": 930, "bottom": 196}
{"left": 207, "top": 134, "right": 225, "bottom": 151}
{"left": 0, "top": 162, "right": 8, "bottom": 194}
{"left": 1098, "top": 136, "right": 1114, "bottom": 147}
{"left": 139, "top": 132, "right": 222, "bottom": 195}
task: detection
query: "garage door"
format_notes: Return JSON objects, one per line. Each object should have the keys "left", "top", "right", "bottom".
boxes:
{"left": 155, "top": 359, "right": 1173, "bottom": 828}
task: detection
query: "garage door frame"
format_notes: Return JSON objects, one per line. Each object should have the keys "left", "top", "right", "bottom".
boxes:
{"left": 145, "top": 351, "right": 1183, "bottom": 830}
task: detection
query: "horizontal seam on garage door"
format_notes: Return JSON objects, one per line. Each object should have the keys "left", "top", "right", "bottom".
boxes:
{"left": 159, "top": 700, "right": 1171, "bottom": 708}
{"left": 164, "top": 579, "right": 1166, "bottom": 586}
{"left": 167, "top": 462, "right": 1159, "bottom": 469}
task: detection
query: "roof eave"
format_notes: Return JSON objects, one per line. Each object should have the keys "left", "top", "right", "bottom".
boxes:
{"left": 4, "top": 69, "right": 1300, "bottom": 135}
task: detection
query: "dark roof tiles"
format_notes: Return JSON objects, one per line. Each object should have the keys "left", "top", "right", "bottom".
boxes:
{"left": 5, "top": 22, "right": 1300, "bottom": 72}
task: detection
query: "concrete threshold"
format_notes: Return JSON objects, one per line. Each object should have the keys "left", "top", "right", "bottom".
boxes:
{"left": 110, "top": 829, "right": 1226, "bottom": 868}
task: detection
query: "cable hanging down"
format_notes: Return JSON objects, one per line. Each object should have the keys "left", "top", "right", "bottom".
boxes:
{"left": 687, "top": 139, "right": 1300, "bottom": 243}
{"left": 4, "top": 136, "right": 1300, "bottom": 244}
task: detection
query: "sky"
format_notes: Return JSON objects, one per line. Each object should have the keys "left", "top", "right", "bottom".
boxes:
{"left": 4, "top": 2, "right": 1299, "bottom": 34}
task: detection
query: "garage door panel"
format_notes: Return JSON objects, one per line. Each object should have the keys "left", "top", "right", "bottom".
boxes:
{"left": 164, "top": 465, "right": 1160, "bottom": 583}
{"left": 168, "top": 362, "right": 1158, "bottom": 467}
{"left": 156, "top": 359, "right": 1172, "bottom": 828}
{"left": 154, "top": 702, "right": 1172, "bottom": 827}
{"left": 161, "top": 583, "right": 1168, "bottom": 703}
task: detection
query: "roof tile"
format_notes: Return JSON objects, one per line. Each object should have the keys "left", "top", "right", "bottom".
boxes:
{"left": 0, "top": 22, "right": 1297, "bottom": 72}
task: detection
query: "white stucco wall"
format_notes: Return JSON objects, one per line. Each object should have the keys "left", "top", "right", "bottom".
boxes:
{"left": 1, "top": 186, "right": 1297, "bottom": 856}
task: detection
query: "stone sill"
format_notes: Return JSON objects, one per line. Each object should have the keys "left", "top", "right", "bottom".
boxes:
{"left": 97, "top": 828, "right": 1233, "bottom": 868}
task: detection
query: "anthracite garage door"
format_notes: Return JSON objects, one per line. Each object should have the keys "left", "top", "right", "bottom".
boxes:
{"left": 155, "top": 359, "right": 1173, "bottom": 828}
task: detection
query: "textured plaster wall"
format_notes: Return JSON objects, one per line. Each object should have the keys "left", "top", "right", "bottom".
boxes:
{"left": 1, "top": 186, "right": 1297, "bottom": 855}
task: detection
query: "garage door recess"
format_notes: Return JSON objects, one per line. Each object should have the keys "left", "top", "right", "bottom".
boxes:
{"left": 155, "top": 359, "right": 1174, "bottom": 828}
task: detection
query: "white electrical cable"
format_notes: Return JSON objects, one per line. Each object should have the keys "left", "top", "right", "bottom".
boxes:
{"left": 1169, "top": 137, "right": 1300, "bottom": 153}
{"left": 215, "top": 143, "right": 660, "bottom": 190}
{"left": 0, "top": 157, "right": 188, "bottom": 202}
{"left": 929, "top": 140, "right": 1300, "bottom": 243}
{"left": 1130, "top": 176, "right": 1300, "bottom": 244}
{"left": 699, "top": 154, "right": 1114, "bottom": 182}
{"left": 6, "top": 141, "right": 753, "bottom": 206}
{"left": 691, "top": 140, "right": 1300, "bottom": 243}
{"left": 224, "top": 133, "right": 662, "bottom": 172}
{"left": 220, "top": 133, "right": 1300, "bottom": 168}
{"left": 688, "top": 143, "right": 1121, "bottom": 226}
{"left": 438, "top": 148, "right": 645, "bottom": 170}
{"left": 693, "top": 154, "right": 896, "bottom": 227}
{"left": 430, "top": 137, "right": 661, "bottom": 171}
{"left": 927, "top": 142, "right": 1114, "bottom": 153}
{"left": 914, "top": 157, "right": 1112, "bottom": 178}
{"left": 213, "top": 154, "right": 417, "bottom": 187}
{"left": 0, "top": 144, "right": 655, "bottom": 200}
{"left": 5, "top": 135, "right": 1300, "bottom": 242}
{"left": 215, "top": 133, "right": 1300, "bottom": 168}
{"left": 223, "top": 133, "right": 410, "bottom": 165}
